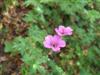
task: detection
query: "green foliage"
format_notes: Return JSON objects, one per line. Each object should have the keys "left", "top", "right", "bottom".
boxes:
{"left": 4, "top": 0, "right": 100, "bottom": 75}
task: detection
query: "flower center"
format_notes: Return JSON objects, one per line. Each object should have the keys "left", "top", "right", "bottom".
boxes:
{"left": 52, "top": 41, "right": 58, "bottom": 48}
{"left": 61, "top": 29, "right": 64, "bottom": 34}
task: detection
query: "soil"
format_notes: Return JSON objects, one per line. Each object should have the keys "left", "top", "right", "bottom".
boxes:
{"left": 0, "top": 0, "right": 29, "bottom": 75}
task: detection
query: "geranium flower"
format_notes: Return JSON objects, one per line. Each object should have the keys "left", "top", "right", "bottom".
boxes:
{"left": 43, "top": 35, "right": 66, "bottom": 52}
{"left": 55, "top": 25, "right": 73, "bottom": 36}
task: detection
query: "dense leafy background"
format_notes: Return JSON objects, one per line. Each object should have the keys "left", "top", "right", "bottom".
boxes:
{"left": 0, "top": 0, "right": 100, "bottom": 75}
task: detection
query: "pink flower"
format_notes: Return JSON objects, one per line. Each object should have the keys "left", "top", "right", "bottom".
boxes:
{"left": 43, "top": 35, "right": 66, "bottom": 52}
{"left": 55, "top": 25, "right": 73, "bottom": 36}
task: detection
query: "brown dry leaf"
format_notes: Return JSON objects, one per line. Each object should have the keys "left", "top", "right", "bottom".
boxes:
{"left": 69, "top": 60, "right": 74, "bottom": 66}
{"left": 0, "top": 23, "right": 3, "bottom": 30}
{"left": 83, "top": 49, "right": 88, "bottom": 56}
{"left": 0, "top": 56, "right": 8, "bottom": 63}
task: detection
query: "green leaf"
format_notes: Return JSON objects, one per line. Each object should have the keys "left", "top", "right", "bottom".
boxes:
{"left": 28, "top": 25, "right": 47, "bottom": 43}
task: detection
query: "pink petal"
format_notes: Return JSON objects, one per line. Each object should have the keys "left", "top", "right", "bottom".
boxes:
{"left": 52, "top": 47, "right": 60, "bottom": 52}
{"left": 55, "top": 28, "right": 62, "bottom": 36}
{"left": 68, "top": 32, "right": 73, "bottom": 35}
{"left": 43, "top": 41, "right": 51, "bottom": 48}
{"left": 53, "top": 35, "right": 61, "bottom": 40}
{"left": 65, "top": 27, "right": 73, "bottom": 35}
{"left": 52, "top": 35, "right": 62, "bottom": 45}
{"left": 45, "top": 35, "right": 52, "bottom": 41}
{"left": 58, "top": 40, "right": 66, "bottom": 47}
{"left": 66, "top": 27, "right": 73, "bottom": 31}
{"left": 43, "top": 35, "right": 52, "bottom": 48}
{"left": 58, "top": 26, "right": 65, "bottom": 35}
{"left": 59, "top": 26, "right": 65, "bottom": 29}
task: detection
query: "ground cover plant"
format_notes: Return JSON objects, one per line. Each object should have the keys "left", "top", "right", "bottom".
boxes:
{"left": 0, "top": 0, "right": 100, "bottom": 75}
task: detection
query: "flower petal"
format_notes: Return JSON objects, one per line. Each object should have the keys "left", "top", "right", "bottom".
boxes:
{"left": 58, "top": 40, "right": 66, "bottom": 47}
{"left": 59, "top": 26, "right": 65, "bottom": 30}
{"left": 65, "top": 27, "right": 73, "bottom": 35}
{"left": 43, "top": 41, "right": 51, "bottom": 48}
{"left": 55, "top": 28, "right": 62, "bottom": 36}
{"left": 43, "top": 35, "right": 52, "bottom": 48}
{"left": 53, "top": 35, "right": 61, "bottom": 40}
{"left": 52, "top": 47, "right": 60, "bottom": 52}
{"left": 45, "top": 35, "right": 52, "bottom": 41}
